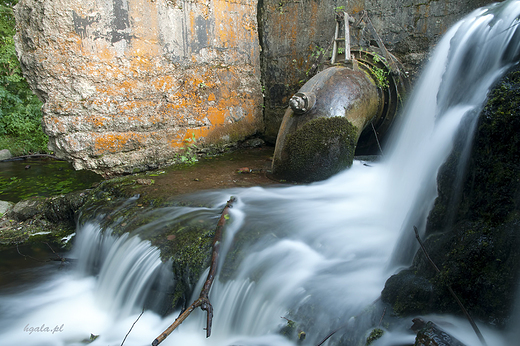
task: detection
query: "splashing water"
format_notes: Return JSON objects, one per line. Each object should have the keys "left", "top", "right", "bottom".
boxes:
{"left": 2, "top": 1, "right": 520, "bottom": 345}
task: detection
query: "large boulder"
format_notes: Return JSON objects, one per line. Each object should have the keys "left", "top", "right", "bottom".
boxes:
{"left": 14, "top": 0, "right": 262, "bottom": 176}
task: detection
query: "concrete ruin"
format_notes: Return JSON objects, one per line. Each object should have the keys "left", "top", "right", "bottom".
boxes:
{"left": 13, "top": 0, "right": 494, "bottom": 175}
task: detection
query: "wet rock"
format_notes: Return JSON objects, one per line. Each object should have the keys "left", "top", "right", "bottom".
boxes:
{"left": 0, "top": 201, "right": 13, "bottom": 216}
{"left": 381, "top": 269, "right": 436, "bottom": 316}
{"left": 366, "top": 328, "right": 384, "bottom": 345}
{"left": 0, "top": 149, "right": 12, "bottom": 161}
{"left": 382, "top": 64, "right": 520, "bottom": 327}
{"left": 1, "top": 190, "right": 91, "bottom": 249}
{"left": 412, "top": 319, "right": 466, "bottom": 346}
{"left": 241, "top": 137, "right": 265, "bottom": 148}
{"left": 11, "top": 198, "right": 45, "bottom": 221}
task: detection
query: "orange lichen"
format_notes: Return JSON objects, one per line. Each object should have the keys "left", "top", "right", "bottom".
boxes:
{"left": 93, "top": 132, "right": 148, "bottom": 154}
{"left": 88, "top": 115, "right": 107, "bottom": 128}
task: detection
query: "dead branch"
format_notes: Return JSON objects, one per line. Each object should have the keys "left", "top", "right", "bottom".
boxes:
{"left": 121, "top": 308, "right": 144, "bottom": 346}
{"left": 152, "top": 196, "right": 236, "bottom": 346}
{"left": 371, "top": 122, "right": 384, "bottom": 156}
{"left": 43, "top": 242, "right": 73, "bottom": 263}
{"left": 2, "top": 153, "right": 63, "bottom": 161}
{"left": 16, "top": 244, "right": 48, "bottom": 263}
{"left": 414, "top": 226, "right": 487, "bottom": 346}
{"left": 316, "top": 328, "right": 338, "bottom": 346}
{"left": 377, "top": 307, "right": 386, "bottom": 327}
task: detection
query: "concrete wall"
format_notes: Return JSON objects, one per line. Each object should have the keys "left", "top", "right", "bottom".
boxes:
{"left": 14, "top": 0, "right": 496, "bottom": 174}
{"left": 15, "top": 0, "right": 262, "bottom": 175}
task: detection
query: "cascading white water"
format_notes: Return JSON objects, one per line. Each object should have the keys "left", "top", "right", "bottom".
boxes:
{"left": 2, "top": 1, "right": 520, "bottom": 345}
{"left": 0, "top": 222, "right": 173, "bottom": 346}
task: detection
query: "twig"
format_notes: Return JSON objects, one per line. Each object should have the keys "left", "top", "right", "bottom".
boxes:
{"left": 16, "top": 244, "right": 48, "bottom": 263}
{"left": 1, "top": 153, "right": 63, "bottom": 161}
{"left": 414, "top": 226, "right": 488, "bottom": 346}
{"left": 121, "top": 308, "right": 144, "bottom": 346}
{"left": 152, "top": 197, "right": 236, "bottom": 346}
{"left": 316, "top": 328, "right": 339, "bottom": 346}
{"left": 44, "top": 242, "right": 64, "bottom": 262}
{"left": 377, "top": 307, "right": 386, "bottom": 327}
{"left": 371, "top": 122, "right": 384, "bottom": 155}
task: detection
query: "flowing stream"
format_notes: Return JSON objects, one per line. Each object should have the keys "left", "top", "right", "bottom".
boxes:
{"left": 2, "top": 1, "right": 520, "bottom": 345}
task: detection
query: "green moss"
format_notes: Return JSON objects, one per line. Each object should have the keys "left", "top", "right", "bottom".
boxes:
{"left": 156, "top": 220, "right": 215, "bottom": 309}
{"left": 274, "top": 116, "right": 358, "bottom": 182}
{"left": 365, "top": 328, "right": 384, "bottom": 345}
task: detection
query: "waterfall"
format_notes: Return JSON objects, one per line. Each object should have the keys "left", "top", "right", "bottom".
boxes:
{"left": 73, "top": 223, "right": 174, "bottom": 317}
{"left": 2, "top": 1, "right": 520, "bottom": 345}
{"left": 0, "top": 222, "right": 173, "bottom": 346}
{"left": 385, "top": 0, "right": 520, "bottom": 266}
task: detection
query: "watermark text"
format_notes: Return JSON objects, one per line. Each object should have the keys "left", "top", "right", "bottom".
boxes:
{"left": 24, "top": 323, "right": 64, "bottom": 335}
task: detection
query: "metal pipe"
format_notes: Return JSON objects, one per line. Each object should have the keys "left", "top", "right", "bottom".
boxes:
{"left": 271, "top": 50, "right": 408, "bottom": 182}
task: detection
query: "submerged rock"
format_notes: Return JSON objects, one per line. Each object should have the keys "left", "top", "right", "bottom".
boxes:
{"left": 0, "top": 149, "right": 12, "bottom": 161}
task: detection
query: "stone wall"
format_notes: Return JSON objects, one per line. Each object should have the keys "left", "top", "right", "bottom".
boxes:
{"left": 14, "top": 0, "right": 496, "bottom": 174}
{"left": 14, "top": 0, "right": 262, "bottom": 175}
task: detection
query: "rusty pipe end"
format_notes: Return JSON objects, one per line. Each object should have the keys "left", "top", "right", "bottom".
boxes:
{"left": 289, "top": 92, "right": 316, "bottom": 114}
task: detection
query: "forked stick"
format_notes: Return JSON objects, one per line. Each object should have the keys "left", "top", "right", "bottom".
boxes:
{"left": 152, "top": 197, "right": 236, "bottom": 346}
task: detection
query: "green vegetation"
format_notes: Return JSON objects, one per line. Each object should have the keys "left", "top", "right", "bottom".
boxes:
{"left": 179, "top": 132, "right": 199, "bottom": 164}
{"left": 366, "top": 328, "right": 384, "bottom": 345}
{"left": 0, "top": 0, "right": 48, "bottom": 156}
{"left": 0, "top": 158, "right": 102, "bottom": 202}
{"left": 370, "top": 54, "right": 389, "bottom": 89}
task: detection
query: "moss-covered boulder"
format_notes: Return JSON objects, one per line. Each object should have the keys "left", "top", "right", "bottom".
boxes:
{"left": 76, "top": 186, "right": 221, "bottom": 312}
{"left": 382, "top": 64, "right": 520, "bottom": 327}
{"left": 0, "top": 190, "right": 91, "bottom": 250}
{"left": 272, "top": 116, "right": 358, "bottom": 182}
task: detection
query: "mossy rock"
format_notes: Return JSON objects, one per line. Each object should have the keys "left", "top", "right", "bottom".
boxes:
{"left": 365, "top": 328, "right": 384, "bottom": 345}
{"left": 382, "top": 64, "right": 520, "bottom": 327}
{"left": 77, "top": 190, "right": 224, "bottom": 312}
{"left": 273, "top": 116, "right": 358, "bottom": 182}
{"left": 0, "top": 190, "right": 91, "bottom": 250}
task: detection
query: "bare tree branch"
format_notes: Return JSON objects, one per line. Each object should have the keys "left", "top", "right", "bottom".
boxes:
{"left": 121, "top": 308, "right": 144, "bottom": 346}
{"left": 152, "top": 197, "right": 236, "bottom": 346}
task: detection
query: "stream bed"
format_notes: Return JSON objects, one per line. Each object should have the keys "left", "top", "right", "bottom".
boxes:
{"left": 0, "top": 157, "right": 103, "bottom": 203}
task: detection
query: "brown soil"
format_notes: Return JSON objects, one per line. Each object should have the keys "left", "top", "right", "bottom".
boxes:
{"left": 131, "top": 146, "right": 283, "bottom": 200}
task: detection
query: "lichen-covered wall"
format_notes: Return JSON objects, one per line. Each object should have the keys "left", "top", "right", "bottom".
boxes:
{"left": 14, "top": 0, "right": 262, "bottom": 175}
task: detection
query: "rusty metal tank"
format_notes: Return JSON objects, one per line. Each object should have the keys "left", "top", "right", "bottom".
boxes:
{"left": 271, "top": 48, "right": 408, "bottom": 182}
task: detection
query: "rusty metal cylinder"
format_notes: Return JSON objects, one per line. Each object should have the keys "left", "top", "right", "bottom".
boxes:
{"left": 271, "top": 65, "right": 383, "bottom": 182}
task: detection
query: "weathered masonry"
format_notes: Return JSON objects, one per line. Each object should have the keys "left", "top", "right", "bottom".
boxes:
{"left": 14, "top": 0, "right": 494, "bottom": 175}
{"left": 15, "top": 0, "right": 262, "bottom": 175}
